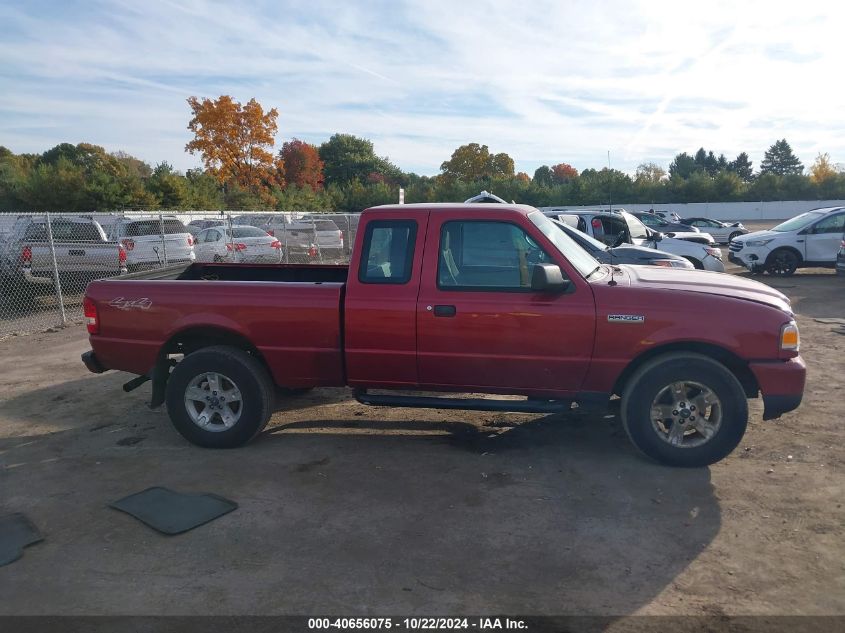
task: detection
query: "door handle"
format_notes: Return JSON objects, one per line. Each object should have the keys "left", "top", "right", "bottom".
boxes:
{"left": 433, "top": 305, "right": 457, "bottom": 317}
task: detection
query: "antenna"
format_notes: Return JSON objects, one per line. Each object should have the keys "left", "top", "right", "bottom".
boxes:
{"left": 607, "top": 149, "right": 617, "bottom": 286}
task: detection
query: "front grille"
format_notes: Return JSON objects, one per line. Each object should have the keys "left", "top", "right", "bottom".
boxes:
{"left": 729, "top": 242, "right": 743, "bottom": 252}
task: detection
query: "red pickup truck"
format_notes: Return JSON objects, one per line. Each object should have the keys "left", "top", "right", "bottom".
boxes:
{"left": 81, "top": 204, "right": 805, "bottom": 467}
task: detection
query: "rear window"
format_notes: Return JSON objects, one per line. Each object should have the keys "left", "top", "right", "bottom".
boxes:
{"left": 313, "top": 220, "right": 339, "bottom": 231}
{"left": 230, "top": 227, "right": 269, "bottom": 238}
{"left": 126, "top": 220, "right": 188, "bottom": 236}
{"left": 25, "top": 221, "right": 101, "bottom": 242}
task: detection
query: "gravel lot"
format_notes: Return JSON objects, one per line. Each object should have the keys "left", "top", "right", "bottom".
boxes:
{"left": 0, "top": 243, "right": 843, "bottom": 616}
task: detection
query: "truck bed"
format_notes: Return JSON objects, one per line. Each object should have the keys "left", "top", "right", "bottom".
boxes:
{"left": 84, "top": 262, "right": 349, "bottom": 388}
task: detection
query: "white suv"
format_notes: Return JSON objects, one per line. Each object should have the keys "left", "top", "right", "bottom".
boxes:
{"left": 728, "top": 207, "right": 845, "bottom": 276}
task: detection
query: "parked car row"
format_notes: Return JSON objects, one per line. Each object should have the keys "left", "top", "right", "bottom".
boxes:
{"left": 543, "top": 209, "right": 725, "bottom": 271}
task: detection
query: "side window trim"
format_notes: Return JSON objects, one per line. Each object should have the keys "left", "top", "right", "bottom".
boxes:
{"left": 358, "top": 219, "right": 418, "bottom": 285}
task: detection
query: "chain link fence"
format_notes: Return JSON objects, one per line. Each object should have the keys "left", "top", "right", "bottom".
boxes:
{"left": 0, "top": 211, "right": 360, "bottom": 339}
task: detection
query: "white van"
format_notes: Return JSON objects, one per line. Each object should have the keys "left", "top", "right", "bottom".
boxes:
{"left": 728, "top": 207, "right": 845, "bottom": 276}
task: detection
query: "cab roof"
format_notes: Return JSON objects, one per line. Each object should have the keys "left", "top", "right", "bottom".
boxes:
{"left": 367, "top": 202, "right": 539, "bottom": 215}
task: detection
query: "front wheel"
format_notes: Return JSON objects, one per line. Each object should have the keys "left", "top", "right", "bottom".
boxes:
{"left": 166, "top": 345, "right": 274, "bottom": 448}
{"left": 621, "top": 353, "right": 748, "bottom": 467}
{"left": 767, "top": 249, "right": 799, "bottom": 276}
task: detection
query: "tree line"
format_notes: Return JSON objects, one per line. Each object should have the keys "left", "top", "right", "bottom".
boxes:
{"left": 2, "top": 95, "right": 844, "bottom": 214}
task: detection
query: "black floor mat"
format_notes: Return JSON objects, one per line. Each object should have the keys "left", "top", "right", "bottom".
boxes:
{"left": 109, "top": 487, "right": 237, "bottom": 535}
{"left": 0, "top": 513, "right": 44, "bottom": 566}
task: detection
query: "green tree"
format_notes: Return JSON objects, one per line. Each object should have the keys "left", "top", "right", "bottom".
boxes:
{"left": 668, "top": 152, "right": 700, "bottom": 179}
{"left": 533, "top": 165, "right": 553, "bottom": 187}
{"left": 727, "top": 152, "right": 754, "bottom": 182}
{"left": 760, "top": 139, "right": 803, "bottom": 176}
{"left": 146, "top": 162, "right": 190, "bottom": 208}
{"left": 318, "top": 134, "right": 400, "bottom": 186}
{"left": 439, "top": 143, "right": 514, "bottom": 181}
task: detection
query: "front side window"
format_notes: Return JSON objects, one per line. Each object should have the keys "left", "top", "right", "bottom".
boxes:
{"left": 438, "top": 220, "right": 552, "bottom": 290}
{"left": 359, "top": 220, "right": 417, "bottom": 284}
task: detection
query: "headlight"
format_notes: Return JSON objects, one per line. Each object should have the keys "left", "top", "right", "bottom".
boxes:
{"left": 780, "top": 322, "right": 800, "bottom": 351}
{"left": 652, "top": 258, "right": 694, "bottom": 269}
{"left": 705, "top": 247, "right": 722, "bottom": 258}
{"left": 746, "top": 239, "right": 773, "bottom": 247}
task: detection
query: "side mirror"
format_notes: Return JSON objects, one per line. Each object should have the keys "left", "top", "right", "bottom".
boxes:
{"left": 652, "top": 231, "right": 664, "bottom": 242}
{"left": 531, "top": 264, "right": 570, "bottom": 292}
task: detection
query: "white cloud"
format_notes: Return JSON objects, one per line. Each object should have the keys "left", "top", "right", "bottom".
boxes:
{"left": 1, "top": 0, "right": 843, "bottom": 175}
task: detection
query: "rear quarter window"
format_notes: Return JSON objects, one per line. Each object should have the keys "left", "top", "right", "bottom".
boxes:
{"left": 358, "top": 220, "right": 417, "bottom": 284}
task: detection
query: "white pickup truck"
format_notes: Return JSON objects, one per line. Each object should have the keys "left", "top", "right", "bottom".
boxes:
{"left": 0, "top": 216, "right": 126, "bottom": 294}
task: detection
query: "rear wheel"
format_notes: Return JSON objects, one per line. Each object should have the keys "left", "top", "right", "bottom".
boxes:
{"left": 621, "top": 353, "right": 748, "bottom": 467}
{"left": 166, "top": 345, "right": 274, "bottom": 448}
{"left": 767, "top": 249, "right": 799, "bottom": 276}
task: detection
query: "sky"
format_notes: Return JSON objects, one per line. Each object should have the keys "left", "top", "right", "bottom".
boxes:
{"left": 1, "top": 0, "right": 843, "bottom": 177}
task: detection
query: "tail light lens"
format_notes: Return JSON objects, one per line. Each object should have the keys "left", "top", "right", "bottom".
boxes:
{"left": 226, "top": 243, "right": 247, "bottom": 252}
{"left": 308, "top": 245, "right": 318, "bottom": 258}
{"left": 270, "top": 240, "right": 281, "bottom": 249}
{"left": 592, "top": 218, "right": 602, "bottom": 230}
{"left": 187, "top": 236, "right": 194, "bottom": 246}
{"left": 705, "top": 247, "right": 722, "bottom": 258}
{"left": 83, "top": 296, "right": 99, "bottom": 334}
{"left": 120, "top": 238, "right": 135, "bottom": 251}
{"left": 20, "top": 245, "right": 32, "bottom": 265}
{"left": 118, "top": 246, "right": 128, "bottom": 264}
{"left": 267, "top": 229, "right": 275, "bottom": 236}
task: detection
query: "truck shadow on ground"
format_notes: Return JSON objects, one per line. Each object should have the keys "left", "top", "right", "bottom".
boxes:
{"left": 1, "top": 376, "right": 721, "bottom": 616}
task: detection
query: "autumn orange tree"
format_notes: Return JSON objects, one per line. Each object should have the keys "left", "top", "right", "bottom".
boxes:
{"left": 185, "top": 95, "right": 283, "bottom": 200}
{"left": 279, "top": 139, "right": 324, "bottom": 190}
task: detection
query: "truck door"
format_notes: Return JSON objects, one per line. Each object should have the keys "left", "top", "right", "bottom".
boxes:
{"left": 344, "top": 210, "right": 429, "bottom": 389}
{"left": 803, "top": 212, "right": 845, "bottom": 263}
{"left": 416, "top": 213, "right": 596, "bottom": 398}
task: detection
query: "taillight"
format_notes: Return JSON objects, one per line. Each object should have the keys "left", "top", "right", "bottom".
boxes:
{"left": 592, "top": 218, "right": 602, "bottom": 230}
{"left": 83, "top": 296, "right": 99, "bottom": 334}
{"left": 338, "top": 231, "right": 344, "bottom": 248}
{"left": 20, "top": 245, "right": 32, "bottom": 265}
{"left": 267, "top": 229, "right": 275, "bottom": 236}
{"left": 118, "top": 246, "right": 127, "bottom": 264}
{"left": 270, "top": 240, "right": 281, "bottom": 249}
{"left": 187, "top": 236, "right": 194, "bottom": 246}
{"left": 225, "top": 243, "right": 247, "bottom": 252}
{"left": 120, "top": 238, "right": 135, "bottom": 251}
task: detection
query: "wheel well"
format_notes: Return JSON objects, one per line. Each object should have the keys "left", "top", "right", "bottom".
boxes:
{"left": 766, "top": 246, "right": 803, "bottom": 264}
{"left": 161, "top": 326, "right": 259, "bottom": 358}
{"left": 683, "top": 256, "right": 703, "bottom": 269}
{"left": 150, "top": 327, "right": 269, "bottom": 408}
{"left": 612, "top": 342, "right": 759, "bottom": 398}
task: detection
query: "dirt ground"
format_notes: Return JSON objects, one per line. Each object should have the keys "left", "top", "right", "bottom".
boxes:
{"left": 0, "top": 255, "right": 843, "bottom": 617}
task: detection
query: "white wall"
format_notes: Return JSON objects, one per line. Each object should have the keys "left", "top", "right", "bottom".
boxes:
{"left": 547, "top": 200, "right": 845, "bottom": 221}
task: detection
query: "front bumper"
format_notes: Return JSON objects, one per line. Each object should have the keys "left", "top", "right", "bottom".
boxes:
{"left": 81, "top": 350, "right": 107, "bottom": 374}
{"left": 728, "top": 246, "right": 771, "bottom": 271}
{"left": 749, "top": 356, "right": 806, "bottom": 420}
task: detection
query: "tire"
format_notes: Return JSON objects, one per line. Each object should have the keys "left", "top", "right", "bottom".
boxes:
{"left": 684, "top": 256, "right": 704, "bottom": 270}
{"left": 165, "top": 345, "right": 274, "bottom": 448}
{"left": 766, "top": 249, "right": 799, "bottom": 276}
{"left": 620, "top": 352, "right": 748, "bottom": 467}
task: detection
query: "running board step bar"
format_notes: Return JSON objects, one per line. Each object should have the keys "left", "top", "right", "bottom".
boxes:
{"left": 354, "top": 390, "right": 572, "bottom": 414}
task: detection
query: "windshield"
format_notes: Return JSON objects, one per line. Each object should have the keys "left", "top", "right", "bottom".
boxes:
{"left": 528, "top": 211, "right": 601, "bottom": 278}
{"left": 620, "top": 211, "right": 649, "bottom": 239}
{"left": 771, "top": 212, "right": 823, "bottom": 232}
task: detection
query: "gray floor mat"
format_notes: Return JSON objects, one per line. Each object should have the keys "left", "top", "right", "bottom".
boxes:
{"left": 0, "top": 513, "right": 44, "bottom": 566}
{"left": 109, "top": 487, "right": 237, "bottom": 535}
